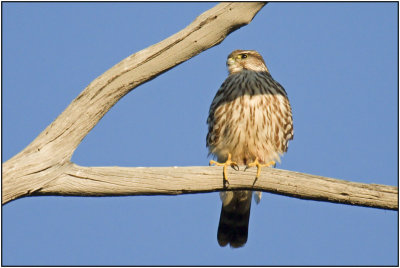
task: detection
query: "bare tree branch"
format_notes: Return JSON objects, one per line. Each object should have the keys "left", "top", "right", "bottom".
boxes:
{"left": 2, "top": 2, "right": 397, "bottom": 212}
{"left": 2, "top": 2, "right": 267, "bottom": 204}
{"left": 33, "top": 164, "right": 398, "bottom": 210}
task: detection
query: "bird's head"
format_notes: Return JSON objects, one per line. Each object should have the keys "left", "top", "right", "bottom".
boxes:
{"left": 226, "top": 50, "right": 269, "bottom": 74}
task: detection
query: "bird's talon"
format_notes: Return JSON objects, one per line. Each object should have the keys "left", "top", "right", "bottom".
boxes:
{"left": 252, "top": 176, "right": 259, "bottom": 186}
{"left": 223, "top": 177, "right": 230, "bottom": 186}
{"left": 210, "top": 153, "right": 239, "bottom": 184}
{"left": 231, "top": 163, "right": 239, "bottom": 171}
{"left": 246, "top": 158, "right": 275, "bottom": 179}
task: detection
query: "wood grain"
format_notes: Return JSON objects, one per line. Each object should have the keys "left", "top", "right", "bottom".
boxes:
{"left": 3, "top": 2, "right": 397, "bottom": 211}
{"left": 2, "top": 3, "right": 267, "bottom": 204}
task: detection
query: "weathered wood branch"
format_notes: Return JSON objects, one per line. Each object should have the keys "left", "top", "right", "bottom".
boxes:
{"left": 2, "top": 2, "right": 267, "bottom": 204}
{"left": 33, "top": 163, "right": 398, "bottom": 210}
{"left": 2, "top": 2, "right": 398, "bottom": 211}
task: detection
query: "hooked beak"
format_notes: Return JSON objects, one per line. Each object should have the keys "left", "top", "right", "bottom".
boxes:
{"left": 227, "top": 57, "right": 235, "bottom": 66}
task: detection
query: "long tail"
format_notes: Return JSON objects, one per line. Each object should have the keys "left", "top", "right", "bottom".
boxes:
{"left": 217, "top": 190, "right": 252, "bottom": 248}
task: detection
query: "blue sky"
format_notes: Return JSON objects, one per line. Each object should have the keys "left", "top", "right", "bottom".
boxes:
{"left": 2, "top": 2, "right": 398, "bottom": 265}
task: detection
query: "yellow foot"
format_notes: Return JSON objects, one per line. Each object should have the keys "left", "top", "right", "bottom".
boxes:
{"left": 245, "top": 158, "right": 275, "bottom": 179}
{"left": 209, "top": 153, "right": 239, "bottom": 183}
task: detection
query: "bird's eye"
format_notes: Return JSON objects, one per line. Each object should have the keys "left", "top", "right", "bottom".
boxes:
{"left": 241, "top": 54, "right": 248, "bottom": 59}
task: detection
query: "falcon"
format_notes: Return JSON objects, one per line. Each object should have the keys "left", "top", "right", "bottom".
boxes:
{"left": 206, "top": 50, "right": 293, "bottom": 248}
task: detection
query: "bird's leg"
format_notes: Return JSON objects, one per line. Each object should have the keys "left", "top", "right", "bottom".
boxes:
{"left": 245, "top": 158, "right": 275, "bottom": 179}
{"left": 209, "top": 153, "right": 239, "bottom": 184}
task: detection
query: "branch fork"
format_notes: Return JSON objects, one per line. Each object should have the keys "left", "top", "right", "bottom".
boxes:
{"left": 2, "top": 3, "right": 397, "bottom": 210}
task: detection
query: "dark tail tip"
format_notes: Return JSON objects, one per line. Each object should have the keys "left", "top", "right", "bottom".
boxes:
{"left": 217, "top": 203, "right": 251, "bottom": 248}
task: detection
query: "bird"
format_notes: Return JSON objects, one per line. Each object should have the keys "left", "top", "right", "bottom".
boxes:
{"left": 206, "top": 50, "right": 293, "bottom": 248}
